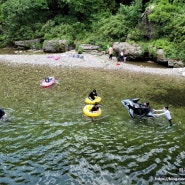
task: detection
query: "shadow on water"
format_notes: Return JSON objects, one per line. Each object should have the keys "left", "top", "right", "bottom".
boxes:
{"left": 0, "top": 62, "right": 185, "bottom": 185}
{"left": 150, "top": 87, "right": 185, "bottom": 107}
{"left": 127, "top": 60, "right": 168, "bottom": 69}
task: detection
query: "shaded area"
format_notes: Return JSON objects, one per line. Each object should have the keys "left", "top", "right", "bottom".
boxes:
{"left": 150, "top": 88, "right": 185, "bottom": 107}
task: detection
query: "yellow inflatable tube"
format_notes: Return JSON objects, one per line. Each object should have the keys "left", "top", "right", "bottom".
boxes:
{"left": 85, "top": 96, "right": 102, "bottom": 105}
{"left": 83, "top": 105, "right": 102, "bottom": 118}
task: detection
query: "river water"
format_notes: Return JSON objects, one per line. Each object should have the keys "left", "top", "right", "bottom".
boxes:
{"left": 0, "top": 61, "right": 185, "bottom": 185}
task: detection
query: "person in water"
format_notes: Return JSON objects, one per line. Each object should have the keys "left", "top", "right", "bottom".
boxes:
{"left": 45, "top": 76, "right": 52, "bottom": 83}
{"left": 153, "top": 106, "right": 172, "bottom": 127}
{"left": 88, "top": 89, "right": 97, "bottom": 100}
{"left": 139, "top": 102, "right": 151, "bottom": 119}
{"left": 91, "top": 102, "right": 100, "bottom": 112}
{"left": 0, "top": 108, "right": 6, "bottom": 119}
{"left": 133, "top": 101, "right": 151, "bottom": 119}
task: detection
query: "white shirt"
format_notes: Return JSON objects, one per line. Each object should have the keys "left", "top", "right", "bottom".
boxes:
{"left": 155, "top": 109, "right": 172, "bottom": 120}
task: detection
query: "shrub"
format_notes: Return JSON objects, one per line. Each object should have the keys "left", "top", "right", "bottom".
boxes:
{"left": 75, "top": 44, "right": 83, "bottom": 54}
{"left": 0, "top": 34, "right": 7, "bottom": 47}
{"left": 127, "top": 27, "right": 146, "bottom": 42}
{"left": 140, "top": 42, "right": 157, "bottom": 60}
{"left": 151, "top": 39, "right": 171, "bottom": 49}
{"left": 148, "top": 45, "right": 157, "bottom": 59}
{"left": 96, "top": 14, "right": 129, "bottom": 42}
{"left": 141, "top": 43, "right": 149, "bottom": 57}
{"left": 150, "top": 39, "right": 184, "bottom": 61}
{"left": 119, "top": 0, "right": 142, "bottom": 27}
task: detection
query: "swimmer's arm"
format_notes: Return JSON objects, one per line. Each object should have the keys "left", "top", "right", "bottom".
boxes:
{"left": 154, "top": 112, "right": 165, "bottom": 117}
{"left": 153, "top": 109, "right": 163, "bottom": 112}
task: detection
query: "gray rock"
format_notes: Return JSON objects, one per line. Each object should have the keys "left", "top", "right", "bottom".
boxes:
{"left": 113, "top": 42, "right": 142, "bottom": 60}
{"left": 112, "top": 42, "right": 184, "bottom": 67}
{"left": 78, "top": 44, "right": 100, "bottom": 55}
{"left": 157, "top": 49, "right": 184, "bottom": 67}
{"left": 43, "top": 39, "right": 71, "bottom": 53}
{"left": 141, "top": 5, "right": 155, "bottom": 39}
{"left": 14, "top": 39, "right": 41, "bottom": 49}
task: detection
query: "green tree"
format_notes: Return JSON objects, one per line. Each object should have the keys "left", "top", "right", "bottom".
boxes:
{"left": 94, "top": 0, "right": 142, "bottom": 42}
{"left": 3, "top": 0, "right": 49, "bottom": 42}
{"left": 147, "top": 0, "right": 185, "bottom": 61}
{"left": 96, "top": 14, "right": 128, "bottom": 42}
{"left": 119, "top": 0, "right": 142, "bottom": 27}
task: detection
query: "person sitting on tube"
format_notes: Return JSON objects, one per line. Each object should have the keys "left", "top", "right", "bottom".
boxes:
{"left": 88, "top": 89, "right": 97, "bottom": 100}
{"left": 91, "top": 102, "right": 100, "bottom": 112}
{"left": 45, "top": 76, "right": 52, "bottom": 83}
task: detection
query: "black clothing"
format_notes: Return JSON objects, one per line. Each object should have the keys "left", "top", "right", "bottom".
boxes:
{"left": 109, "top": 54, "right": 113, "bottom": 59}
{"left": 91, "top": 105, "right": 99, "bottom": 112}
{"left": 0, "top": 108, "right": 5, "bottom": 118}
{"left": 119, "top": 56, "right": 124, "bottom": 62}
{"left": 139, "top": 106, "right": 151, "bottom": 119}
{"left": 168, "top": 119, "right": 172, "bottom": 126}
{"left": 117, "top": 51, "right": 124, "bottom": 62}
{"left": 88, "top": 91, "right": 97, "bottom": 100}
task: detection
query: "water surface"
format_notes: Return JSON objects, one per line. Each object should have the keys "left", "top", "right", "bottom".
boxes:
{"left": 0, "top": 62, "right": 185, "bottom": 185}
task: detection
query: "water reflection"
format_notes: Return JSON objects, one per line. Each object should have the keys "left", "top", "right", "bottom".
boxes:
{"left": 0, "top": 62, "right": 185, "bottom": 185}
{"left": 127, "top": 60, "right": 167, "bottom": 68}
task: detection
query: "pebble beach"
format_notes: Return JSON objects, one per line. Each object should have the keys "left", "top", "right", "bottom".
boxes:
{"left": 0, "top": 51, "right": 184, "bottom": 78}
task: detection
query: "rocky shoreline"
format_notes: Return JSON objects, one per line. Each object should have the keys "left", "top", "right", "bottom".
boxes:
{"left": 0, "top": 51, "right": 185, "bottom": 78}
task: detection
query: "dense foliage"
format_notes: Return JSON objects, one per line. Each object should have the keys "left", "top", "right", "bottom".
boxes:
{"left": 0, "top": 0, "right": 184, "bottom": 61}
{"left": 147, "top": 0, "right": 185, "bottom": 61}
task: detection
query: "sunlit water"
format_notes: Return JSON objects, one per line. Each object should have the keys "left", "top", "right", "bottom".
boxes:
{"left": 0, "top": 61, "right": 185, "bottom": 185}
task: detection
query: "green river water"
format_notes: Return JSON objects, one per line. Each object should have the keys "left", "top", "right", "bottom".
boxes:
{"left": 0, "top": 60, "right": 185, "bottom": 185}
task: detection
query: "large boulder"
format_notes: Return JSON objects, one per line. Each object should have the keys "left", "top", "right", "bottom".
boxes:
{"left": 79, "top": 44, "right": 100, "bottom": 55}
{"left": 113, "top": 42, "right": 184, "bottom": 67}
{"left": 43, "top": 39, "right": 72, "bottom": 53}
{"left": 14, "top": 39, "right": 41, "bottom": 49}
{"left": 140, "top": 5, "right": 155, "bottom": 39}
{"left": 113, "top": 42, "right": 142, "bottom": 60}
{"left": 156, "top": 49, "right": 184, "bottom": 67}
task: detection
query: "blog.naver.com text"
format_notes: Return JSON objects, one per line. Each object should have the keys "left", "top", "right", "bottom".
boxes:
{"left": 154, "top": 176, "right": 185, "bottom": 182}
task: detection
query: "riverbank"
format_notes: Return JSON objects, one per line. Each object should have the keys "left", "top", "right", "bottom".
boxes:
{"left": 0, "top": 51, "right": 184, "bottom": 78}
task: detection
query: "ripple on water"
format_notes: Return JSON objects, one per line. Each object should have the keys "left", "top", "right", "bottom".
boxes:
{"left": 1, "top": 64, "right": 185, "bottom": 185}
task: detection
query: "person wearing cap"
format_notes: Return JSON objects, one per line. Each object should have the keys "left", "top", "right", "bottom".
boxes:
{"left": 88, "top": 89, "right": 97, "bottom": 100}
{"left": 91, "top": 102, "right": 100, "bottom": 112}
{"left": 153, "top": 106, "right": 172, "bottom": 127}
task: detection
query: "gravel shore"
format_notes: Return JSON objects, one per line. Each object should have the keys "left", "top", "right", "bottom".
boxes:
{"left": 0, "top": 51, "right": 184, "bottom": 78}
